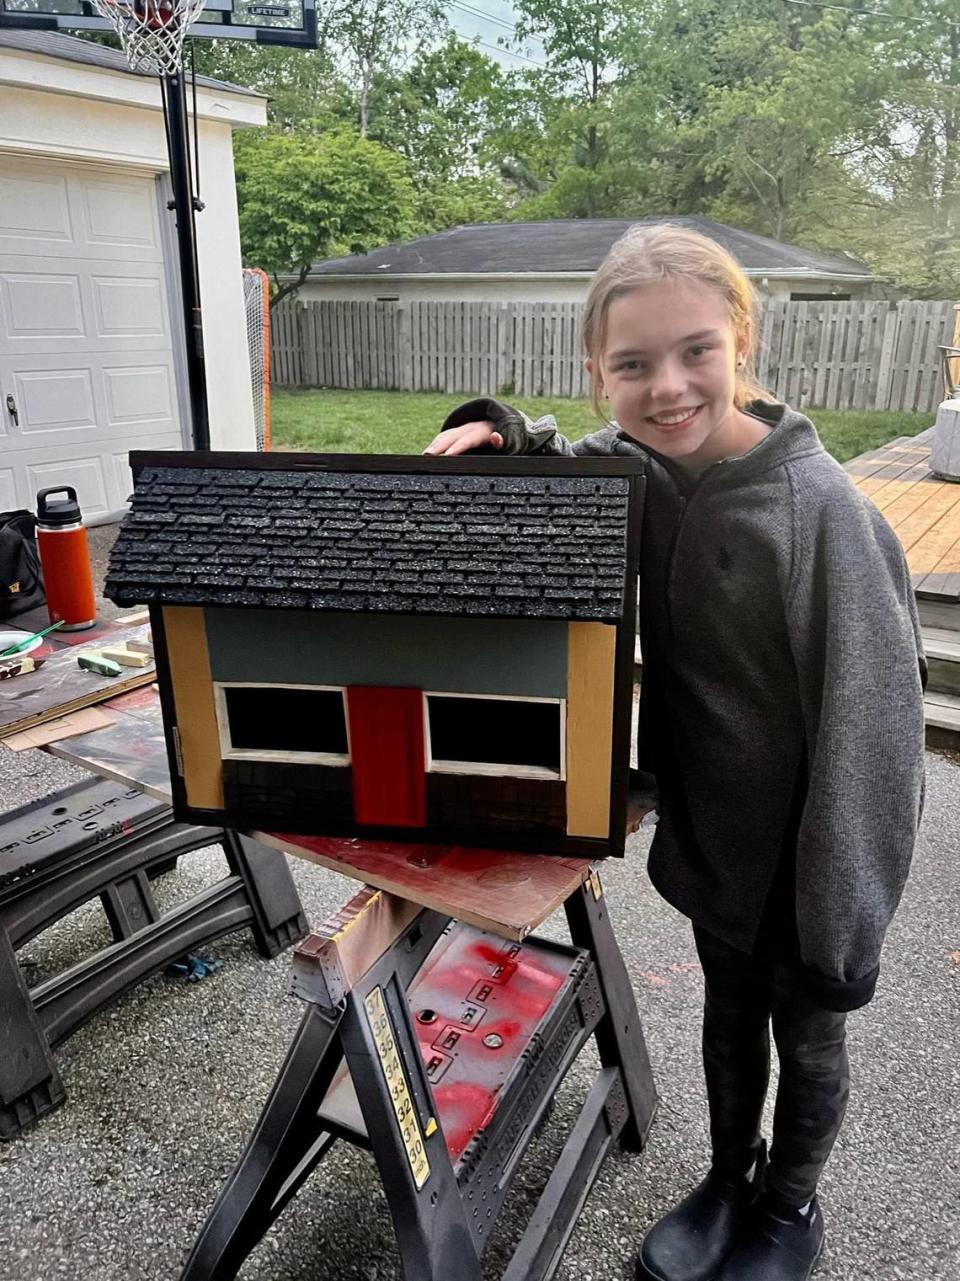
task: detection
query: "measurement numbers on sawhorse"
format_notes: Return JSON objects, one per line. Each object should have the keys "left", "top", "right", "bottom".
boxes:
{"left": 180, "top": 873, "right": 657, "bottom": 1281}
{"left": 365, "top": 984, "right": 433, "bottom": 1190}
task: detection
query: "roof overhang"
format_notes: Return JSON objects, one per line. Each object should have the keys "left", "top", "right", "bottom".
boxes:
{"left": 0, "top": 44, "right": 267, "bottom": 127}
{"left": 295, "top": 267, "right": 873, "bottom": 285}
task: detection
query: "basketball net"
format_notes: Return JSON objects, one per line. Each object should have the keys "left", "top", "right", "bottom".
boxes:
{"left": 90, "top": 0, "right": 206, "bottom": 76}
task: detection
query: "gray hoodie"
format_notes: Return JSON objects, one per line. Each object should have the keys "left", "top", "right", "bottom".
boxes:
{"left": 442, "top": 398, "right": 927, "bottom": 1011}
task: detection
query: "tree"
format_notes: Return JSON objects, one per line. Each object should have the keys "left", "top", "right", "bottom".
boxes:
{"left": 500, "top": 0, "right": 634, "bottom": 217}
{"left": 608, "top": 1, "right": 889, "bottom": 244}
{"left": 367, "top": 35, "right": 518, "bottom": 229}
{"left": 845, "top": 0, "right": 960, "bottom": 294}
{"left": 190, "top": 42, "right": 354, "bottom": 133}
{"left": 234, "top": 129, "right": 415, "bottom": 306}
{"left": 330, "top": 0, "right": 447, "bottom": 136}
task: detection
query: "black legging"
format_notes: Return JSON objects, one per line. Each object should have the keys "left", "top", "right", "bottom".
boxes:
{"left": 693, "top": 926, "right": 850, "bottom": 1208}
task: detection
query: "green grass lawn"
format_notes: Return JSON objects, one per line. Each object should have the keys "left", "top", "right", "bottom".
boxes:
{"left": 270, "top": 388, "right": 931, "bottom": 465}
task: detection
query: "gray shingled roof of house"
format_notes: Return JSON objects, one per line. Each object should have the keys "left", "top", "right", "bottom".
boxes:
{"left": 306, "top": 216, "right": 872, "bottom": 281}
{"left": 105, "top": 465, "right": 632, "bottom": 621}
{"left": 0, "top": 29, "right": 262, "bottom": 96}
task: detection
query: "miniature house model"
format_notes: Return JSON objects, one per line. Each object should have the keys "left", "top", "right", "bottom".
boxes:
{"left": 105, "top": 453, "right": 644, "bottom": 857}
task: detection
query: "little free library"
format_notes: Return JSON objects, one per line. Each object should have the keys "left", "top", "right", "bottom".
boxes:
{"left": 105, "top": 452, "right": 645, "bottom": 858}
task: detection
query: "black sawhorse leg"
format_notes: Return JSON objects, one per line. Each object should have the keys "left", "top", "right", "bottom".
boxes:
{"left": 564, "top": 872, "right": 658, "bottom": 1150}
{"left": 179, "top": 869, "right": 658, "bottom": 1281}
{"left": 0, "top": 779, "right": 308, "bottom": 1139}
{"left": 180, "top": 905, "right": 453, "bottom": 1281}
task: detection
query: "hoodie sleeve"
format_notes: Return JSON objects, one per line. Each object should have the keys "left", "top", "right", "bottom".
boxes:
{"left": 440, "top": 398, "right": 628, "bottom": 457}
{"left": 784, "top": 463, "right": 926, "bottom": 1011}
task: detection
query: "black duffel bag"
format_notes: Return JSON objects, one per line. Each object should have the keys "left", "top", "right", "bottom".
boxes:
{"left": 0, "top": 510, "right": 44, "bottom": 619}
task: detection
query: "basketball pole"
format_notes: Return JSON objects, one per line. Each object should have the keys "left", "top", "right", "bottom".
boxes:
{"left": 161, "top": 70, "right": 211, "bottom": 451}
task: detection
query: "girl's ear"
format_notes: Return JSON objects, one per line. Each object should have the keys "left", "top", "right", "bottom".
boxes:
{"left": 584, "top": 355, "right": 604, "bottom": 397}
{"left": 736, "top": 321, "right": 752, "bottom": 367}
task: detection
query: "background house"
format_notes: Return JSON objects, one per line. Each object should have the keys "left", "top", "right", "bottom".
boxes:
{"left": 0, "top": 30, "right": 266, "bottom": 521}
{"left": 295, "top": 216, "right": 876, "bottom": 308}
{"left": 105, "top": 452, "right": 644, "bottom": 858}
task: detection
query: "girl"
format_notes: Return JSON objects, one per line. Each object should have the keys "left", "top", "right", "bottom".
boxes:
{"left": 423, "top": 225, "right": 926, "bottom": 1281}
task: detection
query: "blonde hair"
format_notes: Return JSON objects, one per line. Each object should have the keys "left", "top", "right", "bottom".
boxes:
{"left": 583, "top": 223, "right": 770, "bottom": 417}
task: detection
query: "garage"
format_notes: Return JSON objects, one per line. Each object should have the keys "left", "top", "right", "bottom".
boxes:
{"left": 0, "top": 154, "right": 182, "bottom": 519}
{"left": 0, "top": 29, "right": 267, "bottom": 521}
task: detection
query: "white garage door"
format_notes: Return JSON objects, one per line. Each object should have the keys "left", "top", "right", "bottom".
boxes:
{"left": 0, "top": 156, "right": 184, "bottom": 521}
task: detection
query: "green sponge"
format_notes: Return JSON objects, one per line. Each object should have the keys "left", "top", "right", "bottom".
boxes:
{"left": 77, "top": 653, "right": 123, "bottom": 678}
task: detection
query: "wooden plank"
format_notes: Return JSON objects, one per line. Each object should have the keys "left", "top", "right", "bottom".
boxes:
{"left": 811, "top": 303, "right": 830, "bottom": 406}
{"left": 871, "top": 469, "right": 947, "bottom": 518}
{"left": 348, "top": 301, "right": 360, "bottom": 389}
{"left": 398, "top": 304, "right": 413, "bottom": 391}
{"left": 0, "top": 621, "right": 155, "bottom": 740}
{"left": 845, "top": 439, "right": 926, "bottom": 492}
{"left": 886, "top": 484, "right": 960, "bottom": 558}
{"left": 431, "top": 301, "right": 440, "bottom": 393}
{"left": 258, "top": 829, "right": 591, "bottom": 941}
{"left": 918, "top": 598, "right": 960, "bottom": 628}
{"left": 755, "top": 298, "right": 773, "bottom": 387}
{"left": 316, "top": 300, "right": 329, "bottom": 386}
{"left": 162, "top": 605, "right": 224, "bottom": 811}
{"left": 874, "top": 306, "right": 899, "bottom": 410}
{"left": 499, "top": 301, "right": 509, "bottom": 393}
{"left": 48, "top": 697, "right": 172, "bottom": 802}
{"left": 923, "top": 689, "right": 960, "bottom": 733}
{"left": 565, "top": 621, "right": 616, "bottom": 839}
{"left": 908, "top": 517, "right": 960, "bottom": 576}
{"left": 292, "top": 885, "right": 422, "bottom": 1000}
{"left": 906, "top": 303, "right": 929, "bottom": 412}
{"left": 925, "top": 526, "right": 960, "bottom": 575}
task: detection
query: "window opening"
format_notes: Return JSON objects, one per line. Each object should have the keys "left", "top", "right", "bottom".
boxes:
{"left": 426, "top": 693, "right": 564, "bottom": 779}
{"left": 216, "top": 684, "right": 349, "bottom": 762}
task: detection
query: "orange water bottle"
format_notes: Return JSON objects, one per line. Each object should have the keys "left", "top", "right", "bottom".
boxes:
{"left": 36, "top": 487, "right": 96, "bottom": 631}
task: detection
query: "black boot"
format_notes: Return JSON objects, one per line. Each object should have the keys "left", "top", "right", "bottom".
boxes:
{"left": 713, "top": 1194, "right": 824, "bottom": 1280}
{"left": 635, "top": 1145, "right": 767, "bottom": 1281}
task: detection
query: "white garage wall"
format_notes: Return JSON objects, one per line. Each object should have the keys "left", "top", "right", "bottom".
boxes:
{"left": 0, "top": 50, "right": 266, "bottom": 464}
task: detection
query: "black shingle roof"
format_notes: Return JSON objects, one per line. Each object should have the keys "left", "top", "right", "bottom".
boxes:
{"left": 105, "top": 462, "right": 634, "bottom": 621}
{"left": 307, "top": 217, "right": 871, "bottom": 281}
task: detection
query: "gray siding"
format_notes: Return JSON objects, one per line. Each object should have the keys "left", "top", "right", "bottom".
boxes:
{"left": 204, "top": 609, "right": 568, "bottom": 698}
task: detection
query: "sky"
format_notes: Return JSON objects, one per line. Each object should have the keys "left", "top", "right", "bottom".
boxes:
{"left": 442, "top": 0, "right": 548, "bottom": 70}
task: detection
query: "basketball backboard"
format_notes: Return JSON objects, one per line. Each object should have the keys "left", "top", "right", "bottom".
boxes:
{"left": 0, "top": 0, "right": 317, "bottom": 47}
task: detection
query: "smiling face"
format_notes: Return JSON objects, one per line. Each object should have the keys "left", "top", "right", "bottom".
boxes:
{"left": 587, "top": 278, "right": 760, "bottom": 470}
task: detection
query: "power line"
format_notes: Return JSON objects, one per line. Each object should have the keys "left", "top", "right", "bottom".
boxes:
{"left": 782, "top": 0, "right": 960, "bottom": 30}
{"left": 448, "top": 0, "right": 523, "bottom": 35}
{"left": 446, "top": 1, "right": 548, "bottom": 60}
{"left": 470, "top": 35, "right": 546, "bottom": 65}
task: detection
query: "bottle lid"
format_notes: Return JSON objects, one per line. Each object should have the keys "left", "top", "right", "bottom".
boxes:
{"left": 37, "top": 486, "right": 82, "bottom": 527}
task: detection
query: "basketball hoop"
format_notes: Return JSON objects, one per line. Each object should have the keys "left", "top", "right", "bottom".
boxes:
{"left": 90, "top": 0, "right": 207, "bottom": 77}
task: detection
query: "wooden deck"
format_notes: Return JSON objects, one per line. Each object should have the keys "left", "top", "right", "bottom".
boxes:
{"left": 846, "top": 427, "right": 960, "bottom": 603}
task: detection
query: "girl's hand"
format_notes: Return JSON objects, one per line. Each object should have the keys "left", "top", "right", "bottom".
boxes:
{"left": 423, "top": 420, "right": 504, "bottom": 456}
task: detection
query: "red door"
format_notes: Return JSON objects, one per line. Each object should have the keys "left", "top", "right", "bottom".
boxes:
{"left": 346, "top": 686, "right": 426, "bottom": 827}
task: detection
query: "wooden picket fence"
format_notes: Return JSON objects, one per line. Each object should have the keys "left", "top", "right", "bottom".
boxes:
{"left": 271, "top": 297, "right": 958, "bottom": 413}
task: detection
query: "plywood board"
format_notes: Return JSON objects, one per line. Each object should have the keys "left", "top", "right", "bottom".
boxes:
{"left": 2, "top": 706, "right": 114, "bottom": 751}
{"left": 0, "top": 621, "right": 155, "bottom": 739}
{"left": 6, "top": 606, "right": 149, "bottom": 648}
{"left": 48, "top": 703, "right": 173, "bottom": 803}
{"left": 258, "top": 831, "right": 590, "bottom": 941}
